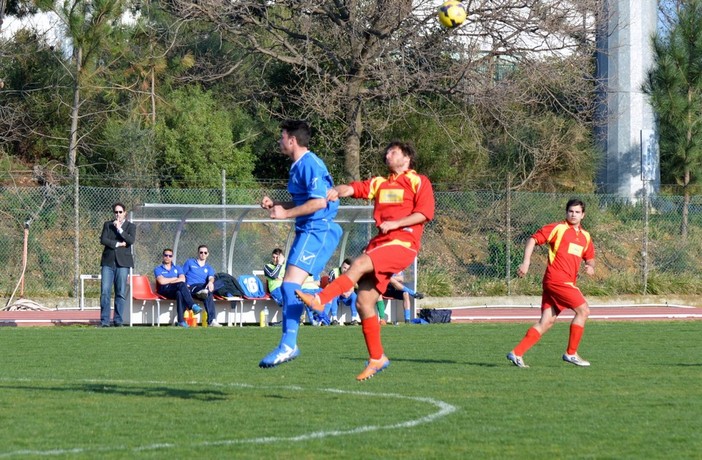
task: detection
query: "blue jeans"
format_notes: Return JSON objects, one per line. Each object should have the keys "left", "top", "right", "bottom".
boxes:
{"left": 100, "top": 265, "right": 129, "bottom": 326}
{"left": 158, "top": 282, "right": 197, "bottom": 323}
{"left": 189, "top": 284, "right": 216, "bottom": 324}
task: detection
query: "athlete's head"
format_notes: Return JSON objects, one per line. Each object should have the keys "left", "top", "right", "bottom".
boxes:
{"left": 341, "top": 258, "right": 352, "bottom": 272}
{"left": 383, "top": 141, "right": 416, "bottom": 170}
{"left": 565, "top": 198, "right": 586, "bottom": 226}
{"left": 271, "top": 248, "right": 285, "bottom": 264}
{"left": 280, "top": 120, "right": 311, "bottom": 148}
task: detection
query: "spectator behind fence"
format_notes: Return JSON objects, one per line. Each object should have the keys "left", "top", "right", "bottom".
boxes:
{"left": 182, "top": 244, "right": 221, "bottom": 327}
{"left": 326, "top": 258, "right": 360, "bottom": 325}
{"left": 99, "top": 202, "right": 136, "bottom": 327}
{"left": 153, "top": 248, "right": 202, "bottom": 328}
{"left": 383, "top": 271, "right": 425, "bottom": 323}
{"left": 263, "top": 248, "right": 286, "bottom": 306}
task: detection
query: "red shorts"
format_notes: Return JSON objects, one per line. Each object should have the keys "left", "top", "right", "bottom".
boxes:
{"left": 365, "top": 237, "right": 418, "bottom": 294}
{"left": 541, "top": 281, "right": 587, "bottom": 313}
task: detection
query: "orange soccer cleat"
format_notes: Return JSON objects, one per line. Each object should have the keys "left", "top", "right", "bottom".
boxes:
{"left": 356, "top": 355, "right": 390, "bottom": 381}
{"left": 295, "top": 290, "right": 325, "bottom": 312}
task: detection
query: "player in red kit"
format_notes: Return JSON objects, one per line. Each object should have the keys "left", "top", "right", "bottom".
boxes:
{"left": 296, "top": 141, "right": 435, "bottom": 380}
{"left": 507, "top": 198, "right": 596, "bottom": 368}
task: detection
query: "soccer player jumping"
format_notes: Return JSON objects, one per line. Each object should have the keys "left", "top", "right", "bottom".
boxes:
{"left": 296, "top": 141, "right": 435, "bottom": 380}
{"left": 258, "top": 120, "right": 342, "bottom": 368}
{"left": 506, "top": 198, "right": 596, "bottom": 368}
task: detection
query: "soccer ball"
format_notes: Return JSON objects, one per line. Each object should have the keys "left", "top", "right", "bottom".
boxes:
{"left": 438, "top": 1, "right": 467, "bottom": 29}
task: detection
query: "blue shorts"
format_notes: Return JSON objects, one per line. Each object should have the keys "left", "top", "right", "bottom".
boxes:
{"left": 287, "top": 220, "right": 342, "bottom": 279}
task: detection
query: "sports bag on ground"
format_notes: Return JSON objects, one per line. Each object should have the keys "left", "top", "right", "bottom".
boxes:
{"left": 418, "top": 308, "right": 452, "bottom": 324}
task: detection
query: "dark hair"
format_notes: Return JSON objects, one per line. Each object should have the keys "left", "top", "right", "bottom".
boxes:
{"left": 113, "top": 202, "right": 126, "bottom": 212}
{"left": 198, "top": 244, "right": 208, "bottom": 252}
{"left": 280, "top": 120, "right": 311, "bottom": 148}
{"left": 163, "top": 248, "right": 173, "bottom": 254}
{"left": 272, "top": 248, "right": 284, "bottom": 255}
{"left": 342, "top": 258, "right": 352, "bottom": 265}
{"left": 384, "top": 140, "right": 417, "bottom": 169}
{"left": 566, "top": 198, "right": 586, "bottom": 212}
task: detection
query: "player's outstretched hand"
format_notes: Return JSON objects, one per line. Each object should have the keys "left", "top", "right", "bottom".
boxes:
{"left": 261, "top": 196, "right": 274, "bottom": 209}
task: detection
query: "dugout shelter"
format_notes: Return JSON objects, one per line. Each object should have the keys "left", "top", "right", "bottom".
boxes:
{"left": 126, "top": 203, "right": 417, "bottom": 325}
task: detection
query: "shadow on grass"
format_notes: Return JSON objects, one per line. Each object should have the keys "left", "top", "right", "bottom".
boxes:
{"left": 341, "top": 356, "right": 499, "bottom": 367}
{"left": 0, "top": 383, "right": 229, "bottom": 401}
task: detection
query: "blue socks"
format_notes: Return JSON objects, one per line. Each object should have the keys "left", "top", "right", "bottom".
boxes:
{"left": 280, "top": 281, "right": 303, "bottom": 349}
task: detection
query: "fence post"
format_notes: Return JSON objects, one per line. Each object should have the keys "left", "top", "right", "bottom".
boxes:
{"left": 221, "top": 169, "right": 227, "bottom": 273}
{"left": 506, "top": 175, "right": 512, "bottom": 296}
{"left": 73, "top": 170, "right": 80, "bottom": 300}
{"left": 641, "top": 181, "right": 649, "bottom": 295}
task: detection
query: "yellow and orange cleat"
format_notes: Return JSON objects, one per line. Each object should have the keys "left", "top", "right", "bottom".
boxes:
{"left": 356, "top": 354, "right": 390, "bottom": 381}
{"left": 295, "top": 289, "right": 325, "bottom": 312}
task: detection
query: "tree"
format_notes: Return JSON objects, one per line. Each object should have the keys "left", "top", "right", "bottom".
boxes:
{"left": 155, "top": 85, "right": 256, "bottom": 188}
{"left": 644, "top": 0, "right": 702, "bottom": 237}
{"left": 164, "top": 0, "right": 602, "bottom": 182}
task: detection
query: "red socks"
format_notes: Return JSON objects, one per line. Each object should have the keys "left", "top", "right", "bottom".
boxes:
{"left": 361, "top": 316, "right": 384, "bottom": 360}
{"left": 567, "top": 324, "right": 584, "bottom": 355}
{"left": 318, "top": 274, "right": 355, "bottom": 305}
{"left": 514, "top": 327, "right": 542, "bottom": 356}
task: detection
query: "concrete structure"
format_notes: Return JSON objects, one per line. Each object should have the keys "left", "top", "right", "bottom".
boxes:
{"left": 596, "top": 0, "right": 660, "bottom": 198}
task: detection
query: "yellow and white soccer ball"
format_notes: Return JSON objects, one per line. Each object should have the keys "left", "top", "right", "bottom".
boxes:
{"left": 438, "top": 1, "right": 467, "bottom": 29}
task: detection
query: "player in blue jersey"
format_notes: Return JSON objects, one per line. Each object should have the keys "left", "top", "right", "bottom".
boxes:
{"left": 259, "top": 120, "right": 342, "bottom": 368}
{"left": 182, "top": 244, "right": 221, "bottom": 327}
{"left": 153, "top": 248, "right": 202, "bottom": 328}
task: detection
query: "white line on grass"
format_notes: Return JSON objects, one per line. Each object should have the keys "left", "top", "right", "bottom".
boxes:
{"left": 0, "top": 377, "right": 458, "bottom": 457}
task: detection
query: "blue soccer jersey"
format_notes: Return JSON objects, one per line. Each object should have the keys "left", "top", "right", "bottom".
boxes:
{"left": 182, "top": 258, "right": 215, "bottom": 285}
{"left": 288, "top": 151, "right": 339, "bottom": 228}
{"left": 153, "top": 264, "right": 184, "bottom": 280}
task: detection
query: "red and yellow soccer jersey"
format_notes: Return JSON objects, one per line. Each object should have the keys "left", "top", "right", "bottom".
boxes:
{"left": 350, "top": 169, "right": 435, "bottom": 250}
{"left": 532, "top": 221, "right": 595, "bottom": 285}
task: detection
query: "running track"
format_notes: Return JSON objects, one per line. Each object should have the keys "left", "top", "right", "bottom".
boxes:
{"left": 1, "top": 304, "right": 701, "bottom": 326}
{"left": 449, "top": 304, "right": 702, "bottom": 323}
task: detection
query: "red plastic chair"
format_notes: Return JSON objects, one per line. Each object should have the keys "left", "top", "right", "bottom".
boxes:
{"left": 130, "top": 275, "right": 166, "bottom": 327}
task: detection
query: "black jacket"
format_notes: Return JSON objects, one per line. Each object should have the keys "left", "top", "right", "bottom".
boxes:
{"left": 99, "top": 220, "right": 136, "bottom": 268}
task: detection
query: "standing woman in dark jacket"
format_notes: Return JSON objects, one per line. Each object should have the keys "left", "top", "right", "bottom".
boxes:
{"left": 99, "top": 202, "right": 136, "bottom": 327}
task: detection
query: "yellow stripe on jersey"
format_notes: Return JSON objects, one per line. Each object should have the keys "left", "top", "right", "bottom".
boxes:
{"left": 375, "top": 239, "right": 413, "bottom": 249}
{"left": 546, "top": 223, "right": 568, "bottom": 264}
{"left": 368, "top": 177, "right": 387, "bottom": 200}
{"left": 546, "top": 223, "right": 592, "bottom": 264}
{"left": 405, "top": 170, "right": 422, "bottom": 193}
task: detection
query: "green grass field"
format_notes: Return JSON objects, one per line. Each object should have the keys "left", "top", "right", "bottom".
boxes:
{"left": 1, "top": 321, "right": 700, "bottom": 459}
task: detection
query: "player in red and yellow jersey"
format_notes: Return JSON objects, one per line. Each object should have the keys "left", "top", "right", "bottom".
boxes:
{"left": 507, "top": 198, "right": 596, "bottom": 368}
{"left": 296, "top": 141, "right": 435, "bottom": 380}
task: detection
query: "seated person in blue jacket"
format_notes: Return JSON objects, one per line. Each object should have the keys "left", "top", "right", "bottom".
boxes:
{"left": 326, "top": 258, "right": 360, "bottom": 325}
{"left": 263, "top": 248, "right": 286, "bottom": 306}
{"left": 153, "top": 248, "right": 202, "bottom": 328}
{"left": 182, "top": 244, "right": 221, "bottom": 327}
{"left": 301, "top": 275, "right": 330, "bottom": 326}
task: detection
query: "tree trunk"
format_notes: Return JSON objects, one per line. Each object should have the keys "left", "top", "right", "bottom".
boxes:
{"left": 68, "top": 47, "right": 82, "bottom": 178}
{"left": 69, "top": 46, "right": 83, "bottom": 298}
{"left": 343, "top": 80, "right": 363, "bottom": 181}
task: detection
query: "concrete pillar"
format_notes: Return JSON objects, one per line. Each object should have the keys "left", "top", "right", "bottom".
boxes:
{"left": 596, "top": 0, "right": 660, "bottom": 198}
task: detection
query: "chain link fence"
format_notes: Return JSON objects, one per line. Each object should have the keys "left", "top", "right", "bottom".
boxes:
{"left": 1, "top": 185, "right": 701, "bottom": 304}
